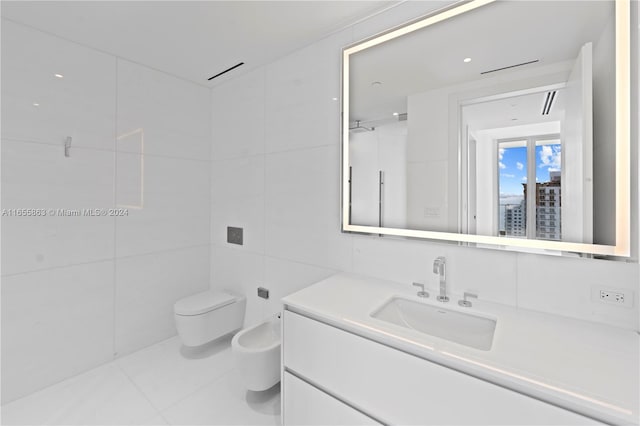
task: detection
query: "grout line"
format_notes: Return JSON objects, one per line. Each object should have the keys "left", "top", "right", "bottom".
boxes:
{"left": 1, "top": 244, "right": 211, "bottom": 278}
{"left": 208, "top": 80, "right": 215, "bottom": 292}
{"left": 146, "top": 354, "right": 237, "bottom": 419}
{"left": 113, "top": 243, "right": 212, "bottom": 262}
{"left": 157, "top": 367, "right": 236, "bottom": 418}
{"left": 515, "top": 252, "right": 520, "bottom": 309}
{"left": 262, "top": 66, "right": 268, "bottom": 293}
{"left": 1, "top": 258, "right": 115, "bottom": 278}
{"left": 113, "top": 57, "right": 119, "bottom": 360}
{"left": 210, "top": 140, "right": 336, "bottom": 164}
{"left": 112, "top": 360, "right": 165, "bottom": 419}
{"left": 2, "top": 137, "right": 213, "bottom": 163}
{"left": 211, "top": 239, "right": 339, "bottom": 276}
{"left": 2, "top": 137, "right": 117, "bottom": 154}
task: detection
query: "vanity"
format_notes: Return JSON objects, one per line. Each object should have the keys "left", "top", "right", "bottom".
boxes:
{"left": 280, "top": 273, "right": 639, "bottom": 425}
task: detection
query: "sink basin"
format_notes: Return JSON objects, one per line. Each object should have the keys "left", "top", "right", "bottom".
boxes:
{"left": 371, "top": 297, "right": 496, "bottom": 351}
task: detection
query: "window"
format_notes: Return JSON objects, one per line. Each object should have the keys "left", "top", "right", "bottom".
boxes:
{"left": 498, "top": 135, "right": 561, "bottom": 240}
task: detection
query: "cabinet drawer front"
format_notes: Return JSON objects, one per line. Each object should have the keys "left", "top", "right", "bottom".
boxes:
{"left": 283, "top": 372, "right": 381, "bottom": 425}
{"left": 283, "top": 310, "right": 602, "bottom": 425}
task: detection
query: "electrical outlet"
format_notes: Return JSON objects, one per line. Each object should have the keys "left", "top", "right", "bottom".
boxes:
{"left": 592, "top": 286, "right": 633, "bottom": 308}
{"left": 600, "top": 290, "right": 625, "bottom": 304}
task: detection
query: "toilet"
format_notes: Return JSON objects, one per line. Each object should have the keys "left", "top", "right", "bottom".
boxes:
{"left": 174, "top": 290, "right": 246, "bottom": 347}
{"left": 232, "top": 314, "right": 281, "bottom": 391}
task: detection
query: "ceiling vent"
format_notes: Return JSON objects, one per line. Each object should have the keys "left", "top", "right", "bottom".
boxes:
{"left": 208, "top": 62, "right": 244, "bottom": 81}
{"left": 480, "top": 60, "right": 539, "bottom": 75}
{"left": 541, "top": 90, "right": 557, "bottom": 115}
{"left": 397, "top": 113, "right": 408, "bottom": 121}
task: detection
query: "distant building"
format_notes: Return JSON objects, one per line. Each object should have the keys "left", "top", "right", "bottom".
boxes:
{"left": 524, "top": 171, "right": 562, "bottom": 240}
{"left": 504, "top": 200, "right": 526, "bottom": 237}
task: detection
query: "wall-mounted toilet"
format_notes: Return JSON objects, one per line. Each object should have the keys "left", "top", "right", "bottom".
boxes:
{"left": 232, "top": 314, "right": 281, "bottom": 391}
{"left": 174, "top": 290, "right": 246, "bottom": 347}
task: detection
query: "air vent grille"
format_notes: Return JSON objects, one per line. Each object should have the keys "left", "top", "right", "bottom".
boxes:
{"left": 541, "top": 90, "right": 557, "bottom": 115}
{"left": 208, "top": 62, "right": 244, "bottom": 81}
{"left": 480, "top": 60, "right": 539, "bottom": 75}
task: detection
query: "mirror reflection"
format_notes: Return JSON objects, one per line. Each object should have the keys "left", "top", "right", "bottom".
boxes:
{"left": 347, "top": 0, "right": 616, "bottom": 246}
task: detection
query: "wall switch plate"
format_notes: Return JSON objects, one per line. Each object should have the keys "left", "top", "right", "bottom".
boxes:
{"left": 591, "top": 286, "right": 633, "bottom": 308}
{"left": 227, "top": 226, "right": 243, "bottom": 245}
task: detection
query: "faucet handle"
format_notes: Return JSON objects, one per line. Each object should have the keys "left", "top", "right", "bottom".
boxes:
{"left": 412, "top": 282, "right": 429, "bottom": 298}
{"left": 458, "top": 292, "right": 478, "bottom": 307}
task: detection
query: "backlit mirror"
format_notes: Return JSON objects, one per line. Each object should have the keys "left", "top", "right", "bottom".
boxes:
{"left": 342, "top": 0, "right": 631, "bottom": 256}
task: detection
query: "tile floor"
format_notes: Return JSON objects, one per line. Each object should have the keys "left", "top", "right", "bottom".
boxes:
{"left": 1, "top": 336, "right": 281, "bottom": 425}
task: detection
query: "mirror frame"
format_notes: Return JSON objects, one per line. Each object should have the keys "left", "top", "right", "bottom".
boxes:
{"left": 341, "top": 0, "right": 631, "bottom": 257}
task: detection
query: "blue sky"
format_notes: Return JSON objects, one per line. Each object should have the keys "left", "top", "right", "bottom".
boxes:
{"left": 499, "top": 143, "right": 561, "bottom": 204}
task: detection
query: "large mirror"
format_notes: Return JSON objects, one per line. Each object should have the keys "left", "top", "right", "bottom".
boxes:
{"left": 342, "top": 0, "right": 631, "bottom": 256}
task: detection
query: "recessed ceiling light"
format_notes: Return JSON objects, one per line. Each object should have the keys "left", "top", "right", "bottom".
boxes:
{"left": 463, "top": 58, "right": 472, "bottom": 63}
{"left": 393, "top": 112, "right": 399, "bottom": 116}
{"left": 332, "top": 97, "right": 338, "bottom": 101}
{"left": 32, "top": 102, "right": 40, "bottom": 107}
{"left": 371, "top": 81, "right": 382, "bottom": 86}
{"left": 511, "top": 118, "right": 518, "bottom": 121}
{"left": 54, "top": 73, "right": 64, "bottom": 78}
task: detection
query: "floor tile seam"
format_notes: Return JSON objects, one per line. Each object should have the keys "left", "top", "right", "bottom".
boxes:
{"left": 155, "top": 364, "right": 236, "bottom": 416}
{"left": 112, "top": 360, "right": 165, "bottom": 418}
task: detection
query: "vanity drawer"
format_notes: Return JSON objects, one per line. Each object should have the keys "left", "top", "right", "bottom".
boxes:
{"left": 283, "top": 372, "right": 381, "bottom": 425}
{"left": 283, "top": 310, "right": 603, "bottom": 425}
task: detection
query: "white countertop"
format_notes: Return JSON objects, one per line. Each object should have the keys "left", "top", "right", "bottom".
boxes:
{"left": 282, "top": 273, "right": 640, "bottom": 425}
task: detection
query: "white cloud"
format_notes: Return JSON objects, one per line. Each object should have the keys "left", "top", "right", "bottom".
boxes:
{"left": 539, "top": 145, "right": 561, "bottom": 168}
{"left": 516, "top": 161, "right": 524, "bottom": 170}
{"left": 521, "top": 176, "right": 527, "bottom": 182}
{"left": 498, "top": 148, "right": 505, "bottom": 160}
{"left": 499, "top": 162, "right": 506, "bottom": 169}
{"left": 501, "top": 173, "right": 515, "bottom": 178}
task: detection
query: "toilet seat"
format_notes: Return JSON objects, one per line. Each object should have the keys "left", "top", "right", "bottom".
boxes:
{"left": 174, "top": 291, "right": 236, "bottom": 316}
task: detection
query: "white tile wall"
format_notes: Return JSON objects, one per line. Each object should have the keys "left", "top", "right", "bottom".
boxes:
{"left": 210, "top": 156, "right": 265, "bottom": 254}
{"left": 516, "top": 254, "right": 640, "bottom": 329}
{"left": 116, "top": 59, "right": 210, "bottom": 160}
{"left": 1, "top": 19, "right": 116, "bottom": 151}
{"left": 264, "top": 31, "right": 349, "bottom": 154}
{"left": 211, "top": 68, "right": 265, "bottom": 161}
{"left": 1, "top": 262, "right": 115, "bottom": 403}
{"left": 1, "top": 21, "right": 212, "bottom": 403}
{"left": 115, "top": 246, "right": 210, "bottom": 357}
{"left": 263, "top": 257, "right": 336, "bottom": 317}
{"left": 115, "top": 153, "right": 210, "bottom": 257}
{"left": 209, "top": 0, "right": 639, "bottom": 333}
{"left": 264, "top": 146, "right": 334, "bottom": 266}
{"left": 445, "top": 246, "right": 519, "bottom": 306}
{"left": 210, "top": 246, "right": 265, "bottom": 327}
{"left": 1, "top": 141, "right": 115, "bottom": 275}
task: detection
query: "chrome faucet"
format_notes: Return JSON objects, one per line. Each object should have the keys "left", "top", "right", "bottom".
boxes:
{"left": 433, "top": 257, "right": 449, "bottom": 302}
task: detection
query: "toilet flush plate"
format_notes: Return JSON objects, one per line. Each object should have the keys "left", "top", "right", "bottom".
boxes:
{"left": 227, "top": 226, "right": 243, "bottom": 245}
